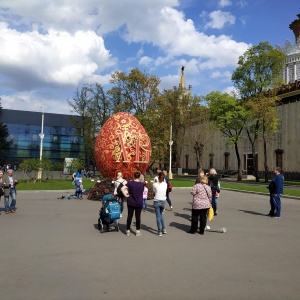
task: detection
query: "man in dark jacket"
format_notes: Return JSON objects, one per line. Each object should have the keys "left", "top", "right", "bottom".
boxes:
{"left": 267, "top": 167, "right": 284, "bottom": 218}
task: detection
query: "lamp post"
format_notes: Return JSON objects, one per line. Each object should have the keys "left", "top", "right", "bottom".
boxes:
{"left": 37, "top": 107, "right": 44, "bottom": 180}
{"left": 169, "top": 122, "right": 173, "bottom": 179}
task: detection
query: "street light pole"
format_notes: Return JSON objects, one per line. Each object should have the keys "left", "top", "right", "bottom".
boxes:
{"left": 37, "top": 107, "right": 44, "bottom": 180}
{"left": 169, "top": 122, "right": 173, "bottom": 179}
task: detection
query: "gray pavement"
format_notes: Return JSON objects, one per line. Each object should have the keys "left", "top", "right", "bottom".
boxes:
{"left": 1, "top": 189, "right": 300, "bottom": 300}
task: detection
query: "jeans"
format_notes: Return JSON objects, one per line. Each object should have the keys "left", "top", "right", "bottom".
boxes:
{"left": 119, "top": 196, "right": 126, "bottom": 213}
{"left": 166, "top": 192, "right": 172, "bottom": 208}
{"left": 269, "top": 194, "right": 276, "bottom": 216}
{"left": 154, "top": 200, "right": 166, "bottom": 233}
{"left": 143, "top": 198, "right": 147, "bottom": 210}
{"left": 272, "top": 194, "right": 282, "bottom": 217}
{"left": 4, "top": 188, "right": 16, "bottom": 211}
{"left": 212, "top": 194, "right": 217, "bottom": 215}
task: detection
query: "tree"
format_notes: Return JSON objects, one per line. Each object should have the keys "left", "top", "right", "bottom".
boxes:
{"left": 232, "top": 42, "right": 286, "bottom": 181}
{"left": 19, "top": 158, "right": 54, "bottom": 182}
{"left": 108, "top": 68, "right": 161, "bottom": 114}
{"left": 0, "top": 99, "right": 13, "bottom": 166}
{"left": 206, "top": 91, "right": 246, "bottom": 181}
{"left": 68, "top": 83, "right": 112, "bottom": 169}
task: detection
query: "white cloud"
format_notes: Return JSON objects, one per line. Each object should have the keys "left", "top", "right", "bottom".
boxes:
{"left": 237, "top": 0, "right": 248, "bottom": 8}
{"left": 0, "top": 0, "right": 251, "bottom": 112}
{"left": 0, "top": 23, "right": 115, "bottom": 90}
{"left": 139, "top": 56, "right": 153, "bottom": 67}
{"left": 1, "top": 93, "right": 74, "bottom": 114}
{"left": 218, "top": 0, "right": 232, "bottom": 8}
{"left": 205, "top": 10, "right": 236, "bottom": 29}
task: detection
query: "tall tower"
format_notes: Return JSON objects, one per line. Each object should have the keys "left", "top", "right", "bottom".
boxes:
{"left": 176, "top": 66, "right": 192, "bottom": 97}
{"left": 277, "top": 13, "right": 300, "bottom": 83}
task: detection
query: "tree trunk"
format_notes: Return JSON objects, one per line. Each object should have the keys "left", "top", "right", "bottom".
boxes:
{"left": 234, "top": 142, "right": 242, "bottom": 181}
{"left": 262, "top": 123, "right": 269, "bottom": 183}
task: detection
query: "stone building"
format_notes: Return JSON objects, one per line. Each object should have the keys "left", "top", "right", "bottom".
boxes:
{"left": 181, "top": 14, "right": 300, "bottom": 179}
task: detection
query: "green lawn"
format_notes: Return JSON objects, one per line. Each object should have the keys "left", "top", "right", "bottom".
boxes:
{"left": 16, "top": 178, "right": 96, "bottom": 191}
{"left": 15, "top": 177, "right": 300, "bottom": 198}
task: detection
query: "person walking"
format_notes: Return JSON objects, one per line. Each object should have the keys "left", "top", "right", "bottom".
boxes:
{"left": 125, "top": 171, "right": 144, "bottom": 236}
{"left": 2, "top": 169, "right": 18, "bottom": 214}
{"left": 187, "top": 175, "right": 212, "bottom": 235}
{"left": 153, "top": 172, "right": 168, "bottom": 236}
{"left": 267, "top": 167, "right": 284, "bottom": 218}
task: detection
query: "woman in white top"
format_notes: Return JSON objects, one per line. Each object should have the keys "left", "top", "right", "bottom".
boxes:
{"left": 153, "top": 172, "right": 168, "bottom": 236}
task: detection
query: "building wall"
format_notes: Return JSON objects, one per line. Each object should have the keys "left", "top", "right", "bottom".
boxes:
{"left": 181, "top": 98, "right": 300, "bottom": 174}
{"left": 0, "top": 109, "right": 84, "bottom": 164}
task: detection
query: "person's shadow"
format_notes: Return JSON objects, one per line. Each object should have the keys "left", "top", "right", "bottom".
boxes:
{"left": 169, "top": 221, "right": 190, "bottom": 232}
{"left": 238, "top": 209, "right": 266, "bottom": 216}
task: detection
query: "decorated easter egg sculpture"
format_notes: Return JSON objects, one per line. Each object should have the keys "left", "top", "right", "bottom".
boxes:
{"left": 94, "top": 112, "right": 152, "bottom": 178}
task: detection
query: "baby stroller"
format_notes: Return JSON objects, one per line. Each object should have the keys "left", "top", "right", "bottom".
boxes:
{"left": 98, "top": 194, "right": 120, "bottom": 233}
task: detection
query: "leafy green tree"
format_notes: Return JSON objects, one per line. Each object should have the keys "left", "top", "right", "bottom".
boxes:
{"left": 206, "top": 91, "right": 246, "bottom": 181}
{"left": 232, "top": 42, "right": 286, "bottom": 181}
{"left": 19, "top": 158, "right": 54, "bottom": 182}
{"left": 108, "top": 68, "right": 161, "bottom": 114}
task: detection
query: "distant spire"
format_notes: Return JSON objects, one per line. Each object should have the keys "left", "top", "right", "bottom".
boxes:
{"left": 180, "top": 66, "right": 185, "bottom": 89}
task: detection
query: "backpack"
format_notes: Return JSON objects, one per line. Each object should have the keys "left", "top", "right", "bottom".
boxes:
{"left": 116, "top": 180, "right": 125, "bottom": 197}
{"left": 168, "top": 181, "right": 173, "bottom": 193}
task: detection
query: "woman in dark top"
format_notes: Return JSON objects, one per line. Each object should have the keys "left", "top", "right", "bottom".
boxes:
{"left": 207, "top": 168, "right": 219, "bottom": 216}
{"left": 126, "top": 171, "right": 144, "bottom": 236}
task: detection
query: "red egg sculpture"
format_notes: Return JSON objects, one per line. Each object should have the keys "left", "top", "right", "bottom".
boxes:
{"left": 94, "top": 112, "right": 152, "bottom": 178}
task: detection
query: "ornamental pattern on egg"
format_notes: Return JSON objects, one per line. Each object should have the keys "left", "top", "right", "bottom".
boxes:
{"left": 94, "top": 112, "right": 152, "bottom": 178}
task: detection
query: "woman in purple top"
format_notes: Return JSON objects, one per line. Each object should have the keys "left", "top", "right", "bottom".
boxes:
{"left": 126, "top": 171, "right": 144, "bottom": 236}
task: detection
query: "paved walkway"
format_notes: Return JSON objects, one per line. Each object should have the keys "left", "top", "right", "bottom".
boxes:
{"left": 1, "top": 189, "right": 300, "bottom": 300}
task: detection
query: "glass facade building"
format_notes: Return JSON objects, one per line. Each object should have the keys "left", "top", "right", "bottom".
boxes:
{"left": 0, "top": 109, "right": 84, "bottom": 164}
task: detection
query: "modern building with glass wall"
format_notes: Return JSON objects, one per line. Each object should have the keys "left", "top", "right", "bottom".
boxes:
{"left": 0, "top": 109, "right": 84, "bottom": 165}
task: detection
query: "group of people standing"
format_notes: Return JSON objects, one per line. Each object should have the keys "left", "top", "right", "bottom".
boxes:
{"left": 113, "top": 169, "right": 173, "bottom": 236}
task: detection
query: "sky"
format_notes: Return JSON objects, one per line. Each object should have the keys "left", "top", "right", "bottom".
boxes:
{"left": 0, "top": 0, "right": 299, "bottom": 115}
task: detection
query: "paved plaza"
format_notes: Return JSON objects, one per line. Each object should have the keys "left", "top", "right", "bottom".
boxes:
{"left": 1, "top": 188, "right": 300, "bottom": 300}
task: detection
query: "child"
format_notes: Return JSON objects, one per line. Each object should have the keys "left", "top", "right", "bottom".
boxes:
{"left": 74, "top": 179, "right": 83, "bottom": 199}
{"left": 142, "top": 182, "right": 149, "bottom": 212}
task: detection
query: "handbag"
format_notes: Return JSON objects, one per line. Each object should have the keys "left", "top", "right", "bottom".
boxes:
{"left": 208, "top": 206, "right": 214, "bottom": 221}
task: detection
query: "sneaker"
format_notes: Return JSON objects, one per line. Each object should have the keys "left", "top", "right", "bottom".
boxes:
{"left": 162, "top": 229, "right": 167, "bottom": 234}
{"left": 136, "top": 230, "right": 141, "bottom": 236}
{"left": 10, "top": 210, "right": 16, "bottom": 213}
{"left": 5, "top": 211, "right": 9, "bottom": 214}
{"left": 158, "top": 232, "right": 162, "bottom": 237}
{"left": 272, "top": 216, "right": 281, "bottom": 218}
{"left": 170, "top": 206, "right": 173, "bottom": 210}
{"left": 126, "top": 230, "right": 130, "bottom": 236}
